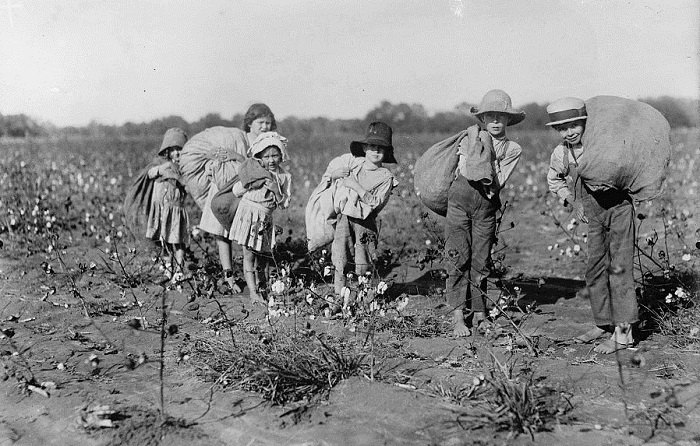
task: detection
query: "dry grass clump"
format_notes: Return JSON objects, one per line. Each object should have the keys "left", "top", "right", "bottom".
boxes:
{"left": 383, "top": 313, "right": 451, "bottom": 339}
{"left": 437, "top": 355, "right": 573, "bottom": 439}
{"left": 188, "top": 332, "right": 368, "bottom": 406}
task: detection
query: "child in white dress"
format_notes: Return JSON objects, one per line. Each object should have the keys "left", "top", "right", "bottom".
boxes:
{"left": 229, "top": 132, "right": 291, "bottom": 304}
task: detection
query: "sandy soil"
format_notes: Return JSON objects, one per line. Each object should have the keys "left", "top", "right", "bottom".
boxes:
{"left": 1, "top": 233, "right": 699, "bottom": 446}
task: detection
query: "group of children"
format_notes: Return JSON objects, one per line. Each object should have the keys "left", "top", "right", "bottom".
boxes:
{"left": 138, "top": 92, "right": 638, "bottom": 354}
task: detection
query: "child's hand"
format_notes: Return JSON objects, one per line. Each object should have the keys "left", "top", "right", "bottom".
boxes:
{"left": 213, "top": 148, "right": 244, "bottom": 163}
{"left": 570, "top": 199, "right": 588, "bottom": 224}
{"left": 264, "top": 178, "right": 284, "bottom": 199}
{"left": 330, "top": 168, "right": 350, "bottom": 180}
{"left": 340, "top": 177, "right": 362, "bottom": 193}
{"left": 263, "top": 178, "right": 277, "bottom": 191}
{"left": 147, "top": 166, "right": 160, "bottom": 178}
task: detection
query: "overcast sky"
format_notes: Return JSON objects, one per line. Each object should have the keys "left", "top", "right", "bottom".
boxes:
{"left": 0, "top": 0, "right": 697, "bottom": 126}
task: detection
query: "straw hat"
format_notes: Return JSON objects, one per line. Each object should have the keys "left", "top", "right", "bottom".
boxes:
{"left": 249, "top": 131, "right": 289, "bottom": 162}
{"left": 158, "top": 128, "right": 188, "bottom": 156}
{"left": 350, "top": 122, "right": 397, "bottom": 164}
{"left": 470, "top": 90, "right": 526, "bottom": 126}
{"left": 545, "top": 97, "right": 588, "bottom": 127}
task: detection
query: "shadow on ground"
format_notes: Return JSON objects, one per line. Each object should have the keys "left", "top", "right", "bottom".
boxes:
{"left": 387, "top": 268, "right": 585, "bottom": 306}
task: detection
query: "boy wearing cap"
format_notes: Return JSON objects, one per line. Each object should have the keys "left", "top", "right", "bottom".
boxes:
{"left": 447, "top": 90, "right": 524, "bottom": 337}
{"left": 326, "top": 122, "right": 399, "bottom": 297}
{"left": 546, "top": 97, "right": 636, "bottom": 354}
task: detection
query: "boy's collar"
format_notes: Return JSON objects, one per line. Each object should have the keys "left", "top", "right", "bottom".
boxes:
{"left": 362, "top": 157, "right": 382, "bottom": 170}
{"left": 565, "top": 141, "right": 583, "bottom": 149}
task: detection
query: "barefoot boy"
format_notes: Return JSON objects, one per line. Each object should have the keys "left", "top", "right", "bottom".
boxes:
{"left": 545, "top": 97, "right": 636, "bottom": 354}
{"left": 447, "top": 90, "right": 524, "bottom": 337}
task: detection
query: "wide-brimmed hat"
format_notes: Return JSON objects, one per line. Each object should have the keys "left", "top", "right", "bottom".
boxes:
{"left": 249, "top": 131, "right": 290, "bottom": 162}
{"left": 470, "top": 89, "right": 526, "bottom": 126}
{"left": 158, "top": 127, "right": 188, "bottom": 156}
{"left": 545, "top": 97, "right": 588, "bottom": 127}
{"left": 350, "top": 121, "right": 397, "bottom": 164}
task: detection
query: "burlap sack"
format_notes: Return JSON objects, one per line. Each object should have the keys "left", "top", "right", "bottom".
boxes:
{"left": 179, "top": 126, "right": 249, "bottom": 209}
{"left": 210, "top": 175, "right": 240, "bottom": 229}
{"left": 210, "top": 159, "right": 271, "bottom": 229}
{"left": 413, "top": 130, "right": 469, "bottom": 216}
{"left": 459, "top": 126, "right": 494, "bottom": 186}
{"left": 122, "top": 158, "right": 160, "bottom": 236}
{"left": 578, "top": 96, "right": 671, "bottom": 201}
{"left": 305, "top": 154, "right": 360, "bottom": 252}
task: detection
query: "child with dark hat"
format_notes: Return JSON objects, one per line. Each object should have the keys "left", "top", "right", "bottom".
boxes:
{"left": 447, "top": 90, "right": 525, "bottom": 337}
{"left": 308, "top": 122, "right": 398, "bottom": 298}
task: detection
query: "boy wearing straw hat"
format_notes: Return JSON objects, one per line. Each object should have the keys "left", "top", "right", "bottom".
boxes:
{"left": 546, "top": 97, "right": 636, "bottom": 354}
{"left": 447, "top": 90, "right": 524, "bottom": 337}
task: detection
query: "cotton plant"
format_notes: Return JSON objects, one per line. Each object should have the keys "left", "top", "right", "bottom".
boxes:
{"left": 333, "top": 273, "right": 409, "bottom": 323}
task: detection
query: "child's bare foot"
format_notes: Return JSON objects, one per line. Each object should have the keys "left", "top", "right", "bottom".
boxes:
{"left": 594, "top": 325, "right": 633, "bottom": 354}
{"left": 574, "top": 326, "right": 608, "bottom": 344}
{"left": 249, "top": 292, "right": 266, "bottom": 306}
{"left": 452, "top": 309, "right": 471, "bottom": 337}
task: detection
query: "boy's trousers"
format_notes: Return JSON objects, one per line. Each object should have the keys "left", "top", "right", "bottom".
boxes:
{"left": 445, "top": 175, "right": 499, "bottom": 313}
{"left": 581, "top": 187, "right": 638, "bottom": 326}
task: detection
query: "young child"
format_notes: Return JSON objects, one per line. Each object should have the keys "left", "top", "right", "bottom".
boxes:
{"left": 546, "top": 97, "right": 636, "bottom": 354}
{"left": 182, "top": 103, "right": 276, "bottom": 293}
{"left": 229, "top": 131, "right": 291, "bottom": 304}
{"left": 447, "top": 90, "right": 524, "bottom": 337}
{"left": 146, "top": 128, "right": 190, "bottom": 283}
{"left": 326, "top": 122, "right": 399, "bottom": 298}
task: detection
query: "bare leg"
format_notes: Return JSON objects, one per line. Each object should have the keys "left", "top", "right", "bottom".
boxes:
{"left": 452, "top": 308, "right": 471, "bottom": 337}
{"left": 218, "top": 237, "right": 241, "bottom": 293}
{"left": 171, "top": 244, "right": 187, "bottom": 283}
{"left": 243, "top": 248, "right": 265, "bottom": 305}
{"left": 334, "top": 269, "right": 346, "bottom": 297}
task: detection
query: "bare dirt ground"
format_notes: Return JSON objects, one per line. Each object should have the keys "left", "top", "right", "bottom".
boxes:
{"left": 1, "top": 129, "right": 699, "bottom": 445}
{"left": 1, "top": 230, "right": 699, "bottom": 446}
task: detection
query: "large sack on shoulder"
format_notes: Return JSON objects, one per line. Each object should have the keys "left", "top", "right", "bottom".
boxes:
{"left": 179, "top": 126, "right": 248, "bottom": 209}
{"left": 413, "top": 130, "right": 469, "bottom": 216}
{"left": 579, "top": 96, "right": 671, "bottom": 201}
{"left": 305, "top": 154, "right": 361, "bottom": 252}
{"left": 305, "top": 180, "right": 338, "bottom": 252}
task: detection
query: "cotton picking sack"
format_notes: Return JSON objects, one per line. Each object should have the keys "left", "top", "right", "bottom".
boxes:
{"left": 179, "top": 126, "right": 249, "bottom": 209}
{"left": 122, "top": 158, "right": 161, "bottom": 236}
{"left": 578, "top": 96, "right": 671, "bottom": 201}
{"left": 413, "top": 130, "right": 469, "bottom": 216}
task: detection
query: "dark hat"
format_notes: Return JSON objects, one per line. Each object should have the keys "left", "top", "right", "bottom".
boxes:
{"left": 158, "top": 128, "right": 188, "bottom": 156}
{"left": 350, "top": 121, "right": 397, "bottom": 164}
{"left": 470, "top": 89, "right": 526, "bottom": 126}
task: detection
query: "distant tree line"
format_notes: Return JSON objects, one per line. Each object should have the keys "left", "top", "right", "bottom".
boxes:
{"left": 0, "top": 96, "right": 697, "bottom": 139}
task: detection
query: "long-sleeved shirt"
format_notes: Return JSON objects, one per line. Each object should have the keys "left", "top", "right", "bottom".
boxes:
{"left": 547, "top": 142, "right": 584, "bottom": 203}
{"left": 457, "top": 134, "right": 522, "bottom": 197}
{"left": 316, "top": 154, "right": 398, "bottom": 220}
